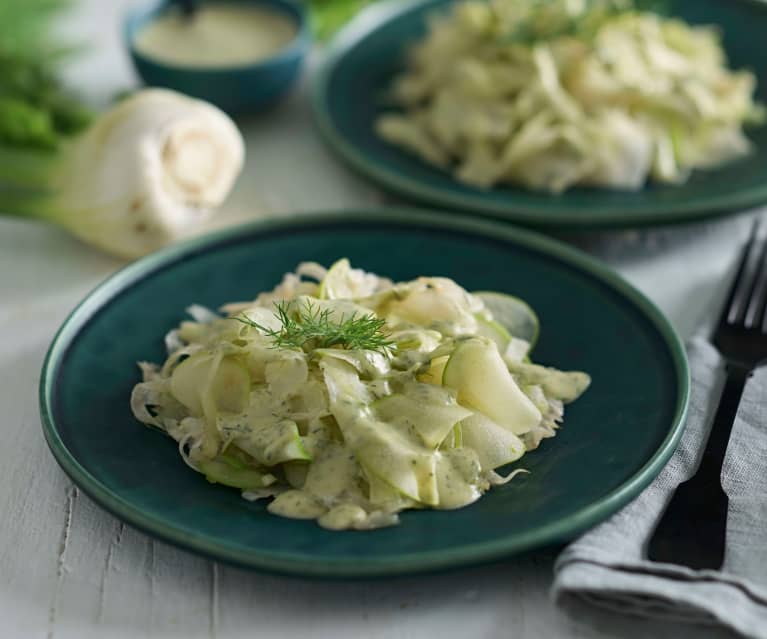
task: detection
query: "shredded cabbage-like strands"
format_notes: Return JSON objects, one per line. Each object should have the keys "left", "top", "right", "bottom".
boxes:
{"left": 488, "top": 468, "right": 530, "bottom": 486}
{"left": 376, "top": 0, "right": 765, "bottom": 193}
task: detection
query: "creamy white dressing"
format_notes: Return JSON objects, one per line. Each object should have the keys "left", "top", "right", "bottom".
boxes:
{"left": 134, "top": 3, "right": 297, "bottom": 68}
{"left": 318, "top": 504, "right": 369, "bottom": 531}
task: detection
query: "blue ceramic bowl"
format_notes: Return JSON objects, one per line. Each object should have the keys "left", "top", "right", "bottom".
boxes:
{"left": 125, "top": 0, "right": 310, "bottom": 113}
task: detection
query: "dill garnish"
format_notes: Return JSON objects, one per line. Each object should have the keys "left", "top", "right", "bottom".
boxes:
{"left": 236, "top": 300, "right": 395, "bottom": 356}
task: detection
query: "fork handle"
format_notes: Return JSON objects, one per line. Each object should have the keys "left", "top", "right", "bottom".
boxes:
{"left": 646, "top": 363, "right": 752, "bottom": 568}
{"left": 697, "top": 363, "right": 751, "bottom": 478}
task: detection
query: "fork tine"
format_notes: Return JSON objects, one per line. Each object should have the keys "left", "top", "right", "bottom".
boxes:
{"left": 745, "top": 225, "right": 767, "bottom": 330}
{"left": 725, "top": 220, "right": 764, "bottom": 326}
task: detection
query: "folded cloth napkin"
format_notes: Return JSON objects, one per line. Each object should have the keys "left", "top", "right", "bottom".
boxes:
{"left": 553, "top": 337, "right": 767, "bottom": 639}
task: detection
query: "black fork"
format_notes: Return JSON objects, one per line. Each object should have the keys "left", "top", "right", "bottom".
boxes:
{"left": 647, "top": 220, "right": 767, "bottom": 570}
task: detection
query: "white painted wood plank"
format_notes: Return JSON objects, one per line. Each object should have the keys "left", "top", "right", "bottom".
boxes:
{"left": 143, "top": 541, "right": 215, "bottom": 636}
{"left": 215, "top": 552, "right": 739, "bottom": 639}
{"left": 0, "top": 3, "right": 757, "bottom": 638}
{"left": 0, "top": 280, "right": 93, "bottom": 639}
{"left": 50, "top": 502, "right": 215, "bottom": 639}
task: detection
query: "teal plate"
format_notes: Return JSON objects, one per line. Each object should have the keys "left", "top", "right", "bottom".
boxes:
{"left": 313, "top": 0, "right": 767, "bottom": 229}
{"left": 40, "top": 210, "right": 689, "bottom": 577}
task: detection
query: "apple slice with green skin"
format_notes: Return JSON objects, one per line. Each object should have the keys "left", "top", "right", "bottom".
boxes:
{"left": 353, "top": 428, "right": 439, "bottom": 505}
{"left": 234, "top": 419, "right": 311, "bottom": 466}
{"left": 367, "top": 470, "right": 409, "bottom": 507}
{"left": 474, "top": 292, "right": 539, "bottom": 348}
{"left": 475, "top": 316, "right": 512, "bottom": 353}
{"left": 198, "top": 447, "right": 276, "bottom": 490}
{"left": 440, "top": 423, "right": 462, "bottom": 450}
{"left": 372, "top": 388, "right": 472, "bottom": 449}
{"left": 198, "top": 459, "right": 275, "bottom": 490}
{"left": 442, "top": 337, "right": 542, "bottom": 436}
{"left": 418, "top": 354, "right": 449, "bottom": 385}
{"left": 321, "top": 358, "right": 439, "bottom": 505}
{"left": 460, "top": 413, "right": 526, "bottom": 471}
{"left": 170, "top": 352, "right": 250, "bottom": 415}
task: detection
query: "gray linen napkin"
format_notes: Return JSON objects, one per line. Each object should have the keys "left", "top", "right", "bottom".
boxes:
{"left": 553, "top": 337, "right": 767, "bottom": 639}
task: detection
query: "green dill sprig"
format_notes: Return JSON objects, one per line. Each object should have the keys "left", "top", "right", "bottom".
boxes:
{"left": 235, "top": 300, "right": 395, "bottom": 356}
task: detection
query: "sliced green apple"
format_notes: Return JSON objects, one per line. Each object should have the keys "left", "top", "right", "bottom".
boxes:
{"left": 474, "top": 291, "right": 539, "bottom": 348}
{"left": 439, "top": 423, "right": 462, "bottom": 450}
{"left": 322, "top": 359, "right": 440, "bottom": 505}
{"left": 460, "top": 413, "right": 526, "bottom": 471}
{"left": 442, "top": 338, "right": 542, "bottom": 435}
{"left": 351, "top": 425, "right": 439, "bottom": 505}
{"left": 198, "top": 447, "right": 275, "bottom": 490}
{"left": 170, "top": 352, "right": 250, "bottom": 415}
{"left": 475, "top": 316, "right": 512, "bottom": 353}
{"left": 234, "top": 419, "right": 311, "bottom": 466}
{"left": 372, "top": 388, "right": 472, "bottom": 449}
{"left": 418, "top": 355, "right": 449, "bottom": 385}
{"left": 366, "top": 471, "right": 404, "bottom": 506}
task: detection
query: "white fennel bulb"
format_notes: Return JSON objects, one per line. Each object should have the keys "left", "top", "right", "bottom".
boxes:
{"left": 2, "top": 89, "right": 245, "bottom": 258}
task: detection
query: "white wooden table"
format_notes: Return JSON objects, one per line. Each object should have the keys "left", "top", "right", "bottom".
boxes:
{"left": 1, "top": 2, "right": 759, "bottom": 637}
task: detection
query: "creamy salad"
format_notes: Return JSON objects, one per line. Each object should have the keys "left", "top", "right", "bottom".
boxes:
{"left": 376, "top": 0, "right": 764, "bottom": 193}
{"left": 131, "top": 260, "right": 590, "bottom": 530}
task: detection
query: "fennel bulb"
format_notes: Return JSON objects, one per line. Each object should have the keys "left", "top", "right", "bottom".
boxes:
{"left": 1, "top": 89, "right": 245, "bottom": 258}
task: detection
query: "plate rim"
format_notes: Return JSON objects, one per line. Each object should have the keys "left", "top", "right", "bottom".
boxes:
{"left": 39, "top": 209, "right": 690, "bottom": 577}
{"left": 311, "top": 0, "right": 767, "bottom": 229}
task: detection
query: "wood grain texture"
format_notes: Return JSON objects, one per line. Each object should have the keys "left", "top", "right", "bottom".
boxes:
{"left": 0, "top": 1, "right": 757, "bottom": 637}
{"left": 0, "top": 190, "right": 750, "bottom": 639}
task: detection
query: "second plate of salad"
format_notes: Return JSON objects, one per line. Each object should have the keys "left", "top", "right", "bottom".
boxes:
{"left": 313, "top": 0, "right": 767, "bottom": 228}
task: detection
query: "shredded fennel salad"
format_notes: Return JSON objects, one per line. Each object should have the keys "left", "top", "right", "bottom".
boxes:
{"left": 131, "top": 260, "right": 590, "bottom": 530}
{"left": 376, "top": 0, "right": 765, "bottom": 193}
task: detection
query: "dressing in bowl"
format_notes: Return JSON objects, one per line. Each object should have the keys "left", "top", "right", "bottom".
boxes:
{"left": 126, "top": 0, "right": 310, "bottom": 113}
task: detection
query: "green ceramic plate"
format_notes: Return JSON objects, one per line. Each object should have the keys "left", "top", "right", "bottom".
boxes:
{"left": 313, "top": 0, "right": 767, "bottom": 229}
{"left": 40, "top": 210, "right": 688, "bottom": 577}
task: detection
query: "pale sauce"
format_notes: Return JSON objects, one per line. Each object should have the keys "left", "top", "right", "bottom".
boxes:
{"left": 134, "top": 3, "right": 297, "bottom": 68}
